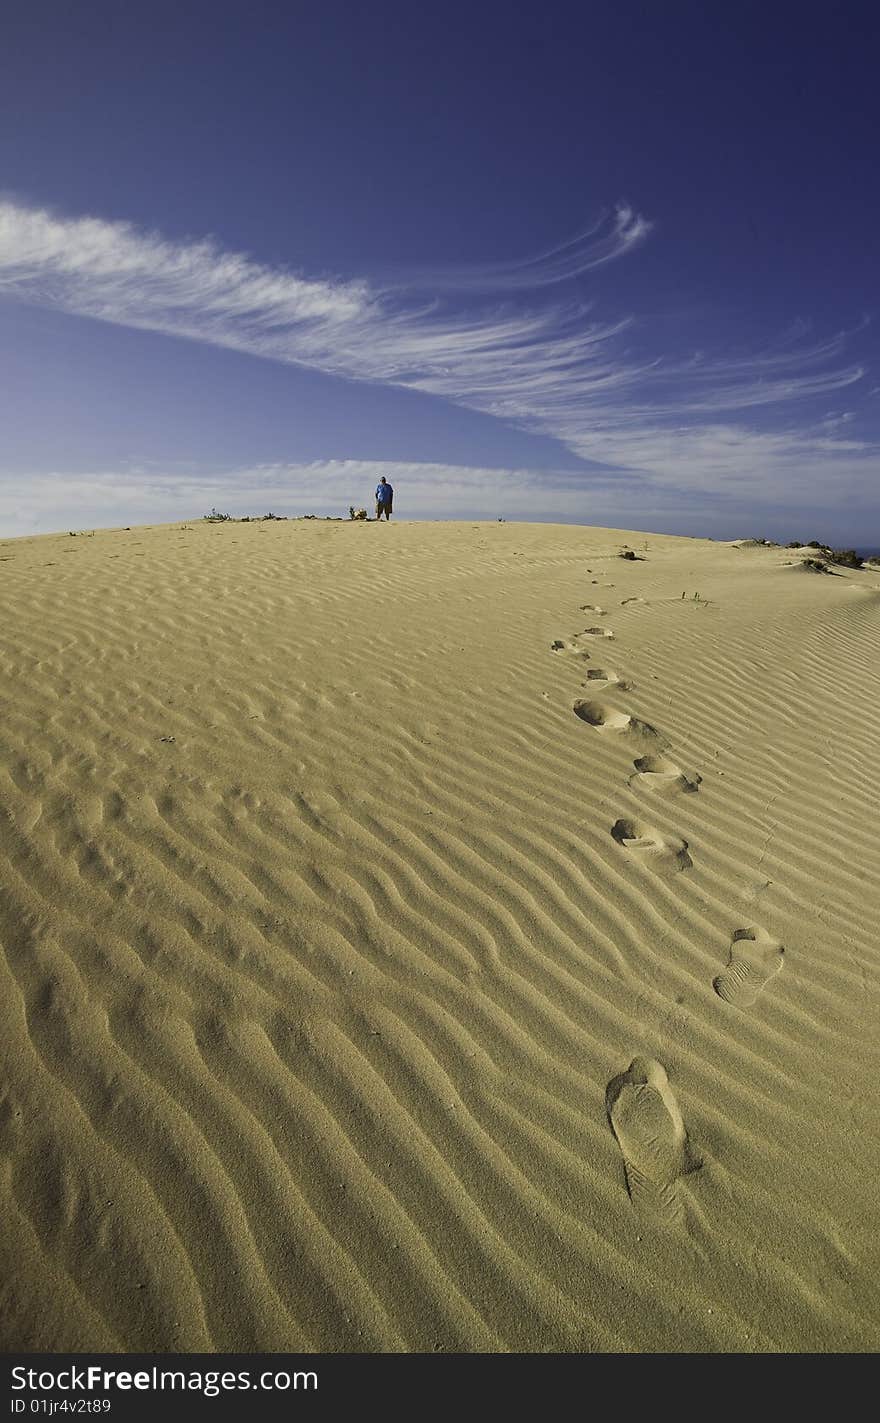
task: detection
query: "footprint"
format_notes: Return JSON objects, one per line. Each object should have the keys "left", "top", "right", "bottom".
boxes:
{"left": 610, "top": 818, "right": 692, "bottom": 873}
{"left": 606, "top": 1058, "right": 697, "bottom": 1224}
{"left": 713, "top": 927, "right": 784, "bottom": 1007}
{"left": 551, "top": 639, "right": 590, "bottom": 659}
{"left": 620, "top": 596, "right": 647, "bottom": 605}
{"left": 583, "top": 668, "right": 630, "bottom": 690}
{"left": 579, "top": 604, "right": 606, "bottom": 615}
{"left": 582, "top": 626, "right": 614, "bottom": 638}
{"left": 629, "top": 754, "right": 701, "bottom": 794}
{"left": 573, "top": 700, "right": 661, "bottom": 741}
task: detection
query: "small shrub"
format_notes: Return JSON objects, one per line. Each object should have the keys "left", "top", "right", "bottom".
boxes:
{"left": 204, "top": 507, "right": 232, "bottom": 521}
{"left": 827, "top": 548, "right": 863, "bottom": 568}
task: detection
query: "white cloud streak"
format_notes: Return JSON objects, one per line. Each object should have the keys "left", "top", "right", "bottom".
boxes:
{"left": 379, "top": 203, "right": 652, "bottom": 291}
{"left": 0, "top": 198, "right": 875, "bottom": 504}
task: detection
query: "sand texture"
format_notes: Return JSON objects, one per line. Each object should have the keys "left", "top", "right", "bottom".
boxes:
{"left": 1, "top": 519, "right": 879, "bottom": 1352}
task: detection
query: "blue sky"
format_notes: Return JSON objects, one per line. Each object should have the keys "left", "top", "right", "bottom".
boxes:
{"left": 1, "top": 0, "right": 877, "bottom": 542}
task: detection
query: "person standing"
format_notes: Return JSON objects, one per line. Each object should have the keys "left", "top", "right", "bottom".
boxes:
{"left": 375, "top": 476, "right": 394, "bottom": 520}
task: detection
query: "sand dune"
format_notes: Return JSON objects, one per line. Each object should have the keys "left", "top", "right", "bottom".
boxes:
{"left": 1, "top": 519, "right": 878, "bottom": 1352}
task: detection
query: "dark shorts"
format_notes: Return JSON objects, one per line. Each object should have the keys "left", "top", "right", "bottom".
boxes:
{"left": 376, "top": 501, "right": 392, "bottom": 519}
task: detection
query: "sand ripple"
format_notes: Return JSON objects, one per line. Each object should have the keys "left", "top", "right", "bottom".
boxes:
{"left": 1, "top": 520, "right": 879, "bottom": 1350}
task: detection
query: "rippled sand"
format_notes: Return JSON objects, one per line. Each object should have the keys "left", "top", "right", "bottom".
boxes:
{"left": 1, "top": 518, "right": 878, "bottom": 1351}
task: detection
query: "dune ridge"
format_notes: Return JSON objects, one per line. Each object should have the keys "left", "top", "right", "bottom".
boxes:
{"left": 1, "top": 519, "right": 879, "bottom": 1352}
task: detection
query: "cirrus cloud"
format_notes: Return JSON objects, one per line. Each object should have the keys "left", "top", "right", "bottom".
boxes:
{"left": 0, "top": 196, "right": 875, "bottom": 506}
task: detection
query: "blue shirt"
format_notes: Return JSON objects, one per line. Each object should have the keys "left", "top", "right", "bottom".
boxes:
{"left": 376, "top": 482, "right": 393, "bottom": 505}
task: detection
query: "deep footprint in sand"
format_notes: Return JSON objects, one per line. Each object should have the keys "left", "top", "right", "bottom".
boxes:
{"left": 583, "top": 668, "right": 631, "bottom": 690}
{"left": 550, "top": 639, "right": 590, "bottom": 659}
{"left": 610, "top": 817, "right": 692, "bottom": 872}
{"left": 714, "top": 926, "right": 784, "bottom": 1006}
{"left": 582, "top": 626, "right": 615, "bottom": 639}
{"left": 606, "top": 1057, "right": 697, "bottom": 1224}
{"left": 629, "top": 754, "right": 701, "bottom": 794}
{"left": 573, "top": 700, "right": 661, "bottom": 741}
{"left": 579, "top": 604, "right": 607, "bottom": 615}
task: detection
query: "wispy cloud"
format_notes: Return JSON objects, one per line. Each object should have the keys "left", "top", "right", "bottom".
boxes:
{"left": 0, "top": 197, "right": 874, "bottom": 502}
{"left": 0, "top": 199, "right": 368, "bottom": 326}
{"left": 380, "top": 203, "right": 652, "bottom": 291}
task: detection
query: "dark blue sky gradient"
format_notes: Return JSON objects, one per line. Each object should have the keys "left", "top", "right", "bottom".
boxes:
{"left": 1, "top": 1, "right": 877, "bottom": 538}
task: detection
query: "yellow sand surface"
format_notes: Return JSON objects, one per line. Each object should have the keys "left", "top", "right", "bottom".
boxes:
{"left": 1, "top": 518, "right": 878, "bottom": 1352}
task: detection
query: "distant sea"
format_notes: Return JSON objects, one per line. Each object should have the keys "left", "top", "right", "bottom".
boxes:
{"left": 857, "top": 547, "right": 880, "bottom": 559}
